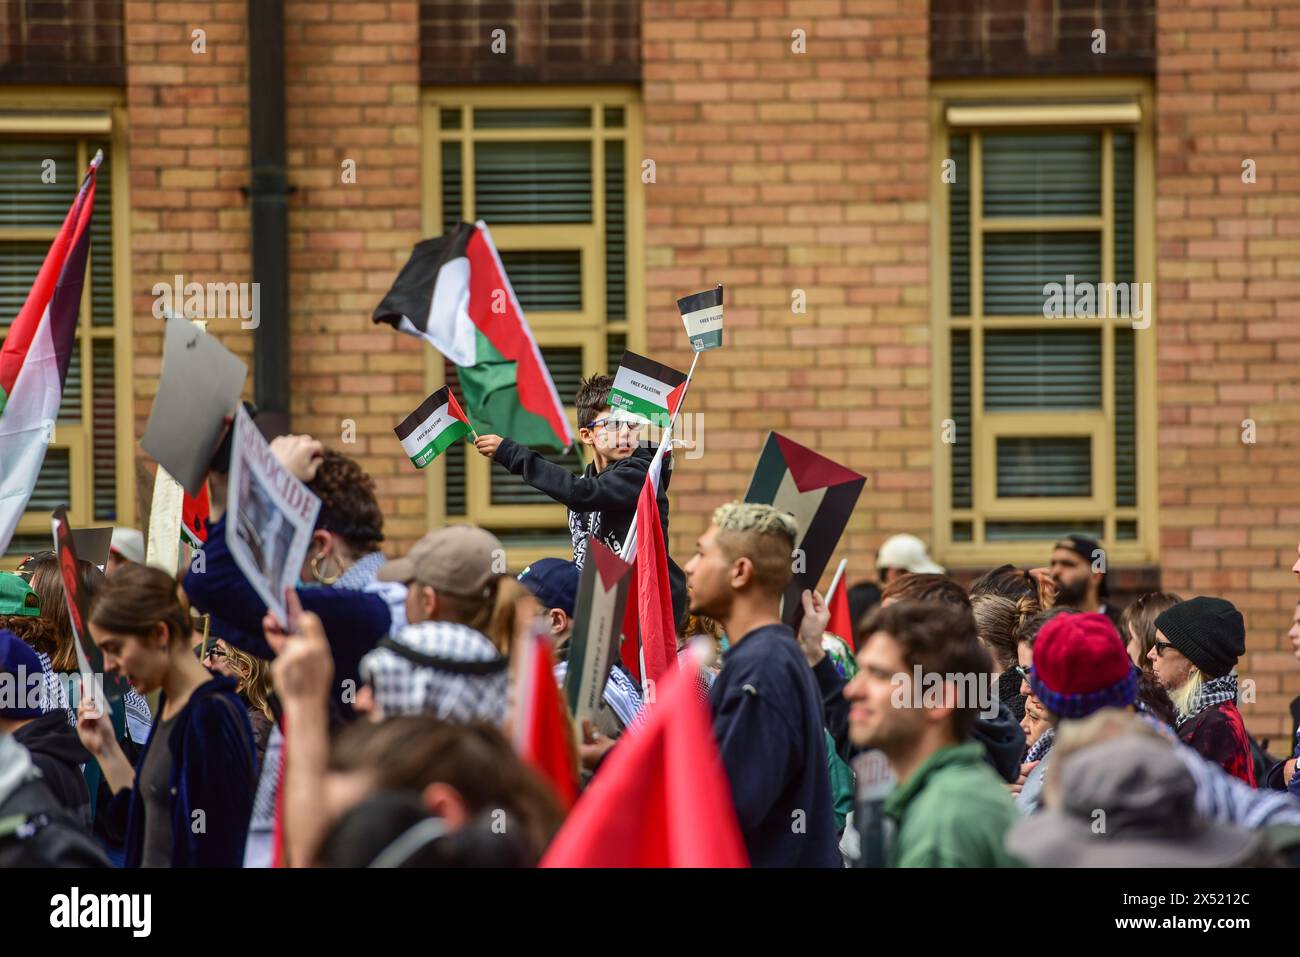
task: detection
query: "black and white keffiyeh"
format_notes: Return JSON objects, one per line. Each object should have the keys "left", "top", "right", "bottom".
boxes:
{"left": 1024, "top": 725, "right": 1055, "bottom": 765}
{"left": 1175, "top": 673, "right": 1239, "bottom": 729}
{"left": 359, "top": 621, "right": 508, "bottom": 723}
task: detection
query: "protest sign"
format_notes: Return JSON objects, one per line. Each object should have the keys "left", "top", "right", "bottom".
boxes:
{"left": 677, "top": 284, "right": 724, "bottom": 352}
{"left": 394, "top": 385, "right": 474, "bottom": 468}
{"left": 69, "top": 525, "right": 113, "bottom": 570}
{"left": 564, "top": 536, "right": 632, "bottom": 725}
{"left": 51, "top": 507, "right": 129, "bottom": 704}
{"left": 224, "top": 405, "right": 321, "bottom": 626}
{"left": 146, "top": 465, "right": 185, "bottom": 575}
{"left": 141, "top": 315, "right": 247, "bottom": 498}
{"left": 744, "top": 432, "right": 866, "bottom": 627}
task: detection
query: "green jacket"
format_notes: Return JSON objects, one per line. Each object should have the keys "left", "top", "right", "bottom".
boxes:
{"left": 884, "top": 741, "right": 1023, "bottom": 868}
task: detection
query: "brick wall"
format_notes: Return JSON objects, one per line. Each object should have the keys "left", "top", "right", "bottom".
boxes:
{"left": 282, "top": 0, "right": 426, "bottom": 546}
{"left": 1156, "top": 0, "right": 1300, "bottom": 736}
{"left": 641, "top": 0, "right": 932, "bottom": 586}
{"left": 0, "top": 0, "right": 125, "bottom": 84}
{"left": 931, "top": 0, "right": 1155, "bottom": 78}
{"left": 124, "top": 0, "right": 253, "bottom": 476}
{"left": 125, "top": 1, "right": 429, "bottom": 550}
{"left": 420, "top": 0, "right": 640, "bottom": 85}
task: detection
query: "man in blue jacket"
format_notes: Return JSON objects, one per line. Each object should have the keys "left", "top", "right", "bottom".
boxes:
{"left": 684, "top": 501, "right": 840, "bottom": 868}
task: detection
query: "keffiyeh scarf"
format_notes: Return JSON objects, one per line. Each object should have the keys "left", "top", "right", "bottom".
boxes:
{"left": 1175, "top": 673, "right": 1239, "bottom": 730}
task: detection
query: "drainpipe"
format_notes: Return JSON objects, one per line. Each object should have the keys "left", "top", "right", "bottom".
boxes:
{"left": 246, "top": 0, "right": 291, "bottom": 438}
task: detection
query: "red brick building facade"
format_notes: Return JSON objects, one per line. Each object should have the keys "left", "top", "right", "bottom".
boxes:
{"left": 2, "top": 0, "right": 1299, "bottom": 734}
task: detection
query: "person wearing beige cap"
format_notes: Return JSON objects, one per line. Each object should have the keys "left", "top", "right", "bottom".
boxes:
{"left": 358, "top": 525, "right": 513, "bottom": 723}
{"left": 376, "top": 524, "right": 506, "bottom": 627}
{"left": 875, "top": 533, "right": 944, "bottom": 584}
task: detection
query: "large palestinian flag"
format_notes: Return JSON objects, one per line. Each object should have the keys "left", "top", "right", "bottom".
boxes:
{"left": 372, "top": 221, "right": 573, "bottom": 451}
{"left": 0, "top": 152, "right": 101, "bottom": 554}
{"left": 744, "top": 432, "right": 866, "bottom": 627}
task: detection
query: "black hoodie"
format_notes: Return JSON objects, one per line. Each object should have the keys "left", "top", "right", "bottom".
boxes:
{"left": 12, "top": 710, "right": 92, "bottom": 830}
{"left": 493, "top": 438, "right": 687, "bottom": 626}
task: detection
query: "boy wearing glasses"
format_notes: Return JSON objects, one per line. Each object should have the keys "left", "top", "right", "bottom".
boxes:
{"left": 474, "top": 375, "right": 685, "bottom": 622}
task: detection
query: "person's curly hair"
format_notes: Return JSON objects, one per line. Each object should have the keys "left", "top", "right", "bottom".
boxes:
{"left": 309, "top": 450, "right": 384, "bottom": 556}
{"left": 0, "top": 614, "right": 59, "bottom": 659}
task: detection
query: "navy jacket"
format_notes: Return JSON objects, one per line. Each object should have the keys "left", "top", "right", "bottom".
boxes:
{"left": 710, "top": 624, "right": 841, "bottom": 868}
{"left": 184, "top": 516, "right": 392, "bottom": 718}
{"left": 105, "top": 675, "right": 256, "bottom": 868}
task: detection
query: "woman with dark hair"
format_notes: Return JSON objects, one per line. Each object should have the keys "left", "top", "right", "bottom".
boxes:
{"left": 185, "top": 434, "right": 396, "bottom": 716}
{"left": 971, "top": 592, "right": 1039, "bottom": 723}
{"left": 1118, "top": 591, "right": 1182, "bottom": 671}
{"left": 970, "top": 564, "right": 1039, "bottom": 607}
{"left": 184, "top": 431, "right": 403, "bottom": 867}
{"left": 75, "top": 564, "right": 256, "bottom": 867}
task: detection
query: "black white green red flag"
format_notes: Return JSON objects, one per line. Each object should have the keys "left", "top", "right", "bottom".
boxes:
{"left": 372, "top": 221, "right": 572, "bottom": 451}
{"left": 394, "top": 385, "right": 473, "bottom": 468}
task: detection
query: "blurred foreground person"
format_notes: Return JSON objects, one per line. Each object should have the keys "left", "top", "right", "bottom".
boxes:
{"left": 1008, "top": 712, "right": 1299, "bottom": 867}
{"left": 845, "top": 601, "right": 1022, "bottom": 867}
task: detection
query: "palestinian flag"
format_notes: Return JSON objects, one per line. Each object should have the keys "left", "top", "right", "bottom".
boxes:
{"left": 0, "top": 152, "right": 101, "bottom": 555}
{"left": 564, "top": 536, "right": 632, "bottom": 724}
{"left": 677, "top": 283, "right": 724, "bottom": 352}
{"left": 745, "top": 433, "right": 866, "bottom": 628}
{"left": 394, "top": 385, "right": 472, "bottom": 468}
{"left": 608, "top": 350, "right": 687, "bottom": 427}
{"left": 372, "top": 220, "right": 573, "bottom": 451}
{"left": 181, "top": 482, "right": 210, "bottom": 548}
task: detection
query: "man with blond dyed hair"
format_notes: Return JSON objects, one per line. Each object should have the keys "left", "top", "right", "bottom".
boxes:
{"left": 684, "top": 501, "right": 841, "bottom": 867}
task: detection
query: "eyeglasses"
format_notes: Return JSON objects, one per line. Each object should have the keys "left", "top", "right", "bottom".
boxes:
{"left": 1152, "top": 639, "right": 1174, "bottom": 657}
{"left": 587, "top": 417, "right": 643, "bottom": 434}
{"left": 1014, "top": 665, "right": 1031, "bottom": 680}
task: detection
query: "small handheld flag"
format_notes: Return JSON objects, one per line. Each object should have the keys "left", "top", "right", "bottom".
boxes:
{"left": 608, "top": 350, "right": 688, "bottom": 426}
{"left": 677, "top": 283, "right": 724, "bottom": 352}
{"left": 394, "top": 385, "right": 474, "bottom": 468}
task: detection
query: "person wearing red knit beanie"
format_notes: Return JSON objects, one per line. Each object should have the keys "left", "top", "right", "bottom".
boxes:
{"left": 1016, "top": 612, "right": 1137, "bottom": 815}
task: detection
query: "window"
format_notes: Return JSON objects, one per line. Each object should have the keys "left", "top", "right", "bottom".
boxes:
{"left": 423, "top": 90, "right": 643, "bottom": 567}
{"left": 932, "top": 80, "right": 1155, "bottom": 565}
{"left": 0, "top": 103, "right": 132, "bottom": 560}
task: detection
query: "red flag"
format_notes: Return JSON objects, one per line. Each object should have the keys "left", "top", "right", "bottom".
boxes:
{"left": 516, "top": 631, "right": 578, "bottom": 809}
{"left": 827, "top": 574, "right": 855, "bottom": 653}
{"left": 620, "top": 447, "right": 677, "bottom": 695}
{"left": 540, "top": 664, "right": 748, "bottom": 868}
{"left": 181, "top": 481, "right": 210, "bottom": 548}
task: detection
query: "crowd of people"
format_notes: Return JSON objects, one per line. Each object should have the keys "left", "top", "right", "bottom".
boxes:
{"left": 2, "top": 370, "right": 1300, "bottom": 868}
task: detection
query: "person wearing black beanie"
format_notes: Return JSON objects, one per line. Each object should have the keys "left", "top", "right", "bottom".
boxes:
{"left": 1151, "top": 597, "right": 1254, "bottom": 785}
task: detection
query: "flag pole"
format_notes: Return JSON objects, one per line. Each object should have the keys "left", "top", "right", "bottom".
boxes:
{"left": 824, "top": 558, "right": 848, "bottom": 605}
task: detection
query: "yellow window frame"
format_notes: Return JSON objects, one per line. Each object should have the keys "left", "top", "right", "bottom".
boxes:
{"left": 0, "top": 89, "right": 135, "bottom": 565}
{"left": 421, "top": 87, "right": 644, "bottom": 568}
{"left": 930, "top": 78, "right": 1157, "bottom": 568}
